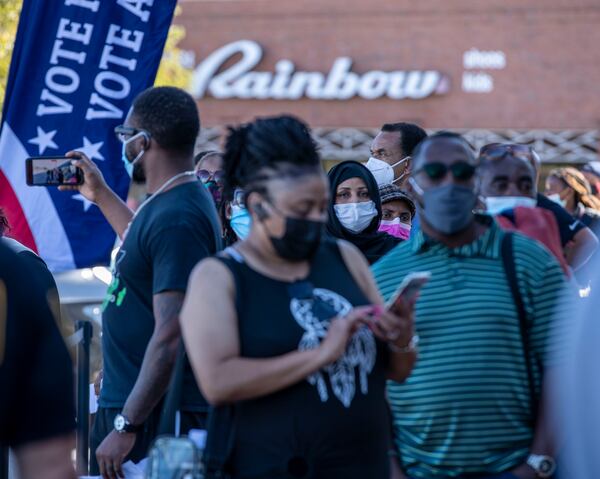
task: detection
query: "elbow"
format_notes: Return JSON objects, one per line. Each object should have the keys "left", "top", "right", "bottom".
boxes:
{"left": 201, "top": 385, "right": 235, "bottom": 407}
{"left": 203, "top": 391, "right": 230, "bottom": 407}
{"left": 197, "top": 371, "right": 238, "bottom": 406}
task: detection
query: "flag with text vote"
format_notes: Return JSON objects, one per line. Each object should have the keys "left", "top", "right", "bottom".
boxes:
{"left": 0, "top": 0, "right": 177, "bottom": 271}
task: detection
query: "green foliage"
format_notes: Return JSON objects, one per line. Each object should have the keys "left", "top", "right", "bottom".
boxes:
{"left": 154, "top": 7, "right": 192, "bottom": 89}
{"left": 0, "top": 0, "right": 23, "bottom": 116}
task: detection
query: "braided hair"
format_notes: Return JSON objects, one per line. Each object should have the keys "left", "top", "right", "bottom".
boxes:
{"left": 222, "top": 115, "right": 321, "bottom": 206}
{"left": 548, "top": 167, "right": 600, "bottom": 211}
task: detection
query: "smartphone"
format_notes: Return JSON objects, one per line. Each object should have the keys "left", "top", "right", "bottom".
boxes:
{"left": 26, "top": 156, "right": 83, "bottom": 186}
{"left": 385, "top": 271, "right": 431, "bottom": 310}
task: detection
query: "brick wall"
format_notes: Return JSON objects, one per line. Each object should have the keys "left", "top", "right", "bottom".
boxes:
{"left": 176, "top": 0, "right": 600, "bottom": 132}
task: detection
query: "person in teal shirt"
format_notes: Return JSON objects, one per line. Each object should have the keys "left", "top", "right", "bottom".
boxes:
{"left": 372, "top": 133, "right": 571, "bottom": 479}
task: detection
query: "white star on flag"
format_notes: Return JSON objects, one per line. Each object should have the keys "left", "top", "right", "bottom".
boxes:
{"left": 28, "top": 126, "right": 58, "bottom": 154}
{"left": 73, "top": 194, "right": 95, "bottom": 212}
{"left": 76, "top": 137, "right": 105, "bottom": 161}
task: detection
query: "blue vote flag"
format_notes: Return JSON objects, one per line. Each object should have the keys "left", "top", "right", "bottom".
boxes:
{"left": 0, "top": 0, "right": 177, "bottom": 271}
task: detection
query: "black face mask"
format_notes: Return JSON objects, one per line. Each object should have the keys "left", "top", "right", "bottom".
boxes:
{"left": 269, "top": 215, "right": 324, "bottom": 262}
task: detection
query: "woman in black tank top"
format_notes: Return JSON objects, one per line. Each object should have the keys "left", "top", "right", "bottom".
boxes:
{"left": 181, "top": 116, "right": 417, "bottom": 479}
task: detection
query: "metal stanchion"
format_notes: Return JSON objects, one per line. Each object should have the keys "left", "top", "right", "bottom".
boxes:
{"left": 0, "top": 446, "right": 8, "bottom": 479}
{"left": 75, "top": 320, "right": 93, "bottom": 476}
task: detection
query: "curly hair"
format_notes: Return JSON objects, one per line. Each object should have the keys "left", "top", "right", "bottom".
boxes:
{"left": 132, "top": 86, "right": 200, "bottom": 156}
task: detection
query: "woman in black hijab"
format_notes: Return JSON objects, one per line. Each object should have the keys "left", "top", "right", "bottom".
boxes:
{"left": 327, "top": 161, "right": 401, "bottom": 264}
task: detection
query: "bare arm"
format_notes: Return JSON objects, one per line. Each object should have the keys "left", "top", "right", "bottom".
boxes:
{"left": 15, "top": 433, "right": 76, "bottom": 479}
{"left": 180, "top": 258, "right": 369, "bottom": 405}
{"left": 338, "top": 240, "right": 417, "bottom": 383}
{"left": 509, "top": 374, "right": 556, "bottom": 479}
{"left": 60, "top": 151, "right": 133, "bottom": 239}
{"left": 121, "top": 291, "right": 183, "bottom": 425}
{"left": 92, "top": 184, "right": 134, "bottom": 240}
{"left": 565, "top": 226, "right": 598, "bottom": 271}
{"left": 95, "top": 292, "right": 187, "bottom": 478}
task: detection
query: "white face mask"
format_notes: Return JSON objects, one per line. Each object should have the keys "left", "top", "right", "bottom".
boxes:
{"left": 484, "top": 196, "right": 537, "bottom": 215}
{"left": 334, "top": 201, "right": 378, "bottom": 234}
{"left": 547, "top": 193, "right": 567, "bottom": 208}
{"left": 365, "top": 156, "right": 409, "bottom": 186}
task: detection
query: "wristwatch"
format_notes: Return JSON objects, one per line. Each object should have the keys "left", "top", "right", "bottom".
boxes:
{"left": 388, "top": 335, "right": 420, "bottom": 353}
{"left": 114, "top": 413, "right": 142, "bottom": 434}
{"left": 527, "top": 454, "right": 556, "bottom": 478}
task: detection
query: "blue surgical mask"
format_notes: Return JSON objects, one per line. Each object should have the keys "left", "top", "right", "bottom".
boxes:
{"left": 121, "top": 142, "right": 134, "bottom": 177}
{"left": 230, "top": 204, "right": 252, "bottom": 240}
{"left": 334, "top": 201, "right": 377, "bottom": 234}
{"left": 547, "top": 193, "right": 567, "bottom": 208}
{"left": 484, "top": 196, "right": 537, "bottom": 215}
{"left": 121, "top": 132, "right": 146, "bottom": 178}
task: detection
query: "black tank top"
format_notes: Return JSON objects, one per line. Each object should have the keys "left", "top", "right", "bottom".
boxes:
{"left": 216, "top": 239, "right": 390, "bottom": 479}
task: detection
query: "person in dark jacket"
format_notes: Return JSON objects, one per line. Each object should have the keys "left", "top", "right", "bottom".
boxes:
{"left": 326, "top": 161, "right": 400, "bottom": 264}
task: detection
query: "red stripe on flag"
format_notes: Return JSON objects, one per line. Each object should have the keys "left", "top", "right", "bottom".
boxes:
{"left": 0, "top": 169, "right": 38, "bottom": 253}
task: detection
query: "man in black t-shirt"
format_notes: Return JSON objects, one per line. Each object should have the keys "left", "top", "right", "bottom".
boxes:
{"left": 61, "top": 87, "right": 222, "bottom": 478}
{"left": 0, "top": 242, "right": 76, "bottom": 479}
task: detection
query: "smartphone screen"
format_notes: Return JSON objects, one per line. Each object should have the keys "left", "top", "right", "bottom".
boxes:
{"left": 26, "top": 157, "right": 83, "bottom": 186}
{"left": 385, "top": 272, "right": 431, "bottom": 310}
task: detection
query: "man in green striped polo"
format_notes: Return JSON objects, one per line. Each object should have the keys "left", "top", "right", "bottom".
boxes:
{"left": 372, "top": 133, "right": 569, "bottom": 479}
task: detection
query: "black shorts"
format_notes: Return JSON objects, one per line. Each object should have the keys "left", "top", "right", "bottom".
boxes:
{"left": 89, "top": 407, "right": 207, "bottom": 475}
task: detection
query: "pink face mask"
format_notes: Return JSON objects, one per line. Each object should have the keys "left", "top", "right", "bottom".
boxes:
{"left": 379, "top": 218, "right": 411, "bottom": 240}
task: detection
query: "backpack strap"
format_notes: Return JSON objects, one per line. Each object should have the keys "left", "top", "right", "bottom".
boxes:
{"left": 500, "top": 232, "right": 539, "bottom": 424}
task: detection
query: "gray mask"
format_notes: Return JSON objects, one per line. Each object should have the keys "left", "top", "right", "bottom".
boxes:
{"left": 410, "top": 178, "right": 476, "bottom": 235}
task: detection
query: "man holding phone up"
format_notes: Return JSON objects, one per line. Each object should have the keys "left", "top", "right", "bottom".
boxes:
{"left": 372, "top": 133, "right": 571, "bottom": 479}
{"left": 61, "top": 86, "right": 221, "bottom": 479}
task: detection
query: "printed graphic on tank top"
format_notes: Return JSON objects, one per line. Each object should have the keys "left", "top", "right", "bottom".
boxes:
{"left": 217, "top": 241, "right": 391, "bottom": 479}
{"left": 290, "top": 288, "right": 376, "bottom": 407}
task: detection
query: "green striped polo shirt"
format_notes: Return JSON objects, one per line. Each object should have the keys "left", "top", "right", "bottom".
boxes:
{"left": 372, "top": 217, "right": 569, "bottom": 479}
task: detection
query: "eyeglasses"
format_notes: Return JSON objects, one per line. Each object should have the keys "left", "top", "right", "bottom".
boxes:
{"left": 197, "top": 169, "right": 225, "bottom": 185}
{"left": 114, "top": 125, "right": 150, "bottom": 143}
{"left": 414, "top": 162, "right": 477, "bottom": 181}
{"left": 479, "top": 143, "right": 534, "bottom": 162}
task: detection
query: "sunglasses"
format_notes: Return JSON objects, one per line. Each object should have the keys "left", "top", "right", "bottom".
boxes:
{"left": 414, "top": 162, "right": 477, "bottom": 181}
{"left": 197, "top": 169, "right": 225, "bottom": 185}
{"left": 114, "top": 125, "right": 149, "bottom": 143}
{"left": 479, "top": 143, "right": 533, "bottom": 162}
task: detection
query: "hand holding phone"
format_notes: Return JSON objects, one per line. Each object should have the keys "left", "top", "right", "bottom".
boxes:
{"left": 57, "top": 151, "right": 111, "bottom": 203}
{"left": 385, "top": 272, "right": 431, "bottom": 312}
{"left": 26, "top": 156, "right": 83, "bottom": 186}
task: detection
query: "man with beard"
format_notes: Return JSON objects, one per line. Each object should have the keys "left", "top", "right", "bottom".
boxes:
{"left": 61, "top": 86, "right": 222, "bottom": 478}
